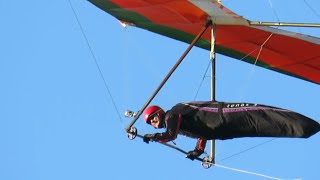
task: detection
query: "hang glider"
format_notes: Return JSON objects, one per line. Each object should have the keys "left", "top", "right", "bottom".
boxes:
{"left": 89, "top": 0, "right": 320, "bottom": 85}
{"left": 88, "top": 0, "right": 320, "bottom": 173}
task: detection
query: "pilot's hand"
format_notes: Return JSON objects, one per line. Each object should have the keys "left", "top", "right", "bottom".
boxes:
{"left": 143, "top": 134, "right": 156, "bottom": 144}
{"left": 186, "top": 149, "right": 203, "bottom": 160}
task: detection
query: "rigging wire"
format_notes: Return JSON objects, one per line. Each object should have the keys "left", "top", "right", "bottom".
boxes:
{"left": 191, "top": 19, "right": 277, "bottom": 160}
{"left": 238, "top": 32, "right": 274, "bottom": 101}
{"left": 304, "top": 0, "right": 320, "bottom": 17}
{"left": 214, "top": 163, "right": 292, "bottom": 180}
{"left": 193, "top": 60, "right": 212, "bottom": 101}
{"left": 202, "top": 2, "right": 315, "bottom": 177}
{"left": 229, "top": 32, "right": 278, "bottom": 160}
{"left": 68, "top": 2, "right": 316, "bottom": 179}
{"left": 191, "top": 33, "right": 278, "bottom": 163}
{"left": 267, "top": 0, "right": 281, "bottom": 23}
{"left": 67, "top": 0, "right": 123, "bottom": 122}
{"left": 217, "top": 138, "right": 276, "bottom": 162}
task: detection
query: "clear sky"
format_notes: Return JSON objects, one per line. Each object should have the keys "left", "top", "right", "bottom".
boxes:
{"left": 1, "top": 0, "right": 319, "bottom": 180}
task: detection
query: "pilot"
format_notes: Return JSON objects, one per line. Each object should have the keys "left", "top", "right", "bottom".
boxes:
{"left": 142, "top": 101, "right": 320, "bottom": 160}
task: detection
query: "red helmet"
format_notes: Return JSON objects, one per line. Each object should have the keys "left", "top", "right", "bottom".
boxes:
{"left": 143, "top": 105, "right": 165, "bottom": 124}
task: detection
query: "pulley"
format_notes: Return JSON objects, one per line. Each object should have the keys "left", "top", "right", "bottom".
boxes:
{"left": 202, "top": 155, "right": 214, "bottom": 169}
{"left": 127, "top": 126, "right": 138, "bottom": 140}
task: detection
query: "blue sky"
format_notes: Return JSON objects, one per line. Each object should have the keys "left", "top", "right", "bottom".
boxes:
{"left": 1, "top": 0, "right": 319, "bottom": 180}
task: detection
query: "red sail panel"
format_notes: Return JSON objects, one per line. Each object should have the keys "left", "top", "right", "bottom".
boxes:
{"left": 89, "top": 0, "right": 320, "bottom": 84}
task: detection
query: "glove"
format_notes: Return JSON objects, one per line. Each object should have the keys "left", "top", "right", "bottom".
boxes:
{"left": 186, "top": 149, "right": 203, "bottom": 160}
{"left": 143, "top": 134, "right": 157, "bottom": 144}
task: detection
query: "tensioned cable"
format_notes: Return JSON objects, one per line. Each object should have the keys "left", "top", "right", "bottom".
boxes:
{"left": 192, "top": 33, "right": 277, "bottom": 161}
{"left": 216, "top": 2, "right": 289, "bottom": 176}
{"left": 67, "top": 0, "right": 123, "bottom": 122}
{"left": 213, "top": 163, "right": 295, "bottom": 180}
{"left": 230, "top": 32, "right": 278, "bottom": 160}
{"left": 211, "top": 2, "right": 304, "bottom": 178}
{"left": 193, "top": 60, "right": 212, "bottom": 101}
{"left": 238, "top": 31, "right": 275, "bottom": 101}
{"left": 193, "top": 33, "right": 275, "bottom": 101}
{"left": 191, "top": 18, "right": 277, "bottom": 159}
{"left": 217, "top": 138, "right": 276, "bottom": 162}
{"left": 304, "top": 0, "right": 320, "bottom": 17}
{"left": 268, "top": 0, "right": 281, "bottom": 23}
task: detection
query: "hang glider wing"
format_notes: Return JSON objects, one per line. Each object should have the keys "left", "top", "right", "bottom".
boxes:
{"left": 89, "top": 0, "right": 320, "bottom": 85}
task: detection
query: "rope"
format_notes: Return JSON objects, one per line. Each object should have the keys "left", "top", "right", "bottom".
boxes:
{"left": 67, "top": 0, "right": 123, "bottom": 122}
{"left": 214, "top": 163, "right": 293, "bottom": 180}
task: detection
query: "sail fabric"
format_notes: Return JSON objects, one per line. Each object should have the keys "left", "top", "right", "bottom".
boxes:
{"left": 89, "top": 0, "right": 320, "bottom": 84}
